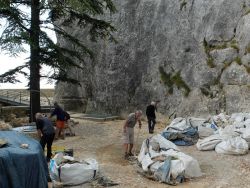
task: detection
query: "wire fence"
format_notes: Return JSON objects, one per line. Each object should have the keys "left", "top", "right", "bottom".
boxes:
{"left": 0, "top": 90, "right": 53, "bottom": 106}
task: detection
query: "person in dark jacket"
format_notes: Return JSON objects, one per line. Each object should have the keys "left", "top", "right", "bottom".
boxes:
{"left": 50, "top": 102, "right": 66, "bottom": 139}
{"left": 36, "top": 113, "right": 55, "bottom": 162}
{"left": 146, "top": 101, "right": 157, "bottom": 134}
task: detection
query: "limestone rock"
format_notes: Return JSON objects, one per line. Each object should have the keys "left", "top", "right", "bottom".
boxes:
{"left": 55, "top": 0, "right": 250, "bottom": 116}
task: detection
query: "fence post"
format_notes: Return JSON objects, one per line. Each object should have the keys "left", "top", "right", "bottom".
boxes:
{"left": 20, "top": 91, "right": 22, "bottom": 104}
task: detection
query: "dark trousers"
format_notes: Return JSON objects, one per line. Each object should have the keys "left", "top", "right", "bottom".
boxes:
{"left": 147, "top": 116, "right": 156, "bottom": 132}
{"left": 40, "top": 133, "right": 55, "bottom": 161}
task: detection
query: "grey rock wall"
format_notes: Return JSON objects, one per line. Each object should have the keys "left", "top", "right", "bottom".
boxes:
{"left": 55, "top": 0, "right": 250, "bottom": 117}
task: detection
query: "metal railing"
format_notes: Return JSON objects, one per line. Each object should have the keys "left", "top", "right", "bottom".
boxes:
{"left": 0, "top": 90, "right": 52, "bottom": 106}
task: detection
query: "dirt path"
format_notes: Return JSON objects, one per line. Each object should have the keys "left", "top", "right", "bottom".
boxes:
{"left": 53, "top": 119, "right": 250, "bottom": 188}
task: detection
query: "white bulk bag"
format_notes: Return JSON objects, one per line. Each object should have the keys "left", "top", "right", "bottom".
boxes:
{"left": 188, "top": 117, "right": 207, "bottom": 128}
{"left": 212, "top": 113, "right": 230, "bottom": 123}
{"left": 197, "top": 126, "right": 214, "bottom": 139}
{"left": 161, "top": 149, "right": 202, "bottom": 178}
{"left": 241, "top": 128, "right": 250, "bottom": 149}
{"left": 141, "top": 153, "right": 154, "bottom": 171}
{"left": 170, "top": 159, "right": 185, "bottom": 179}
{"left": 215, "top": 137, "right": 248, "bottom": 155}
{"left": 166, "top": 118, "right": 188, "bottom": 132}
{"left": 196, "top": 134, "right": 222, "bottom": 151}
{"left": 230, "top": 113, "right": 246, "bottom": 123}
{"left": 151, "top": 134, "right": 179, "bottom": 151}
{"left": 50, "top": 153, "right": 99, "bottom": 185}
{"left": 218, "top": 127, "right": 240, "bottom": 139}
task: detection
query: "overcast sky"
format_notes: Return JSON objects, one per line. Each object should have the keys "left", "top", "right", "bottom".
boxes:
{"left": 0, "top": 6, "right": 56, "bottom": 89}
{"left": 0, "top": 53, "right": 55, "bottom": 89}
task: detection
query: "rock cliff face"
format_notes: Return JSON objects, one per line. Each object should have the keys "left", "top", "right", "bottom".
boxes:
{"left": 55, "top": 0, "right": 250, "bottom": 117}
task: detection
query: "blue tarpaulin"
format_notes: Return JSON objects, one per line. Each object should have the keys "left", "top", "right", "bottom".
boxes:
{"left": 161, "top": 127, "right": 199, "bottom": 146}
{"left": 0, "top": 131, "right": 49, "bottom": 188}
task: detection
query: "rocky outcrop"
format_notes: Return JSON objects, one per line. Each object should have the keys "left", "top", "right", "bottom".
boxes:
{"left": 55, "top": 0, "right": 250, "bottom": 117}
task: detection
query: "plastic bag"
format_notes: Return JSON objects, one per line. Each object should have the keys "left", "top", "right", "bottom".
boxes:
{"left": 196, "top": 134, "right": 222, "bottom": 151}
{"left": 49, "top": 153, "right": 99, "bottom": 185}
{"left": 215, "top": 137, "right": 248, "bottom": 155}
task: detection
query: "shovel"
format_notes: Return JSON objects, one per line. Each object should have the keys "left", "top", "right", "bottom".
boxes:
{"left": 133, "top": 127, "right": 141, "bottom": 157}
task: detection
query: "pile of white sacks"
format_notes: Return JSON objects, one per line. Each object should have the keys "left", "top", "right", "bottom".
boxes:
{"left": 196, "top": 113, "right": 250, "bottom": 155}
{"left": 137, "top": 112, "right": 250, "bottom": 185}
{"left": 138, "top": 134, "right": 202, "bottom": 185}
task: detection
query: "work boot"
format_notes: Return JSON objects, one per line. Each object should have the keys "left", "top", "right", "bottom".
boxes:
{"left": 128, "top": 152, "right": 134, "bottom": 157}
{"left": 124, "top": 153, "right": 129, "bottom": 160}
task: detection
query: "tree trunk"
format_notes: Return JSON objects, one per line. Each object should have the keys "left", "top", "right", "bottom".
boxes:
{"left": 29, "top": 0, "right": 41, "bottom": 122}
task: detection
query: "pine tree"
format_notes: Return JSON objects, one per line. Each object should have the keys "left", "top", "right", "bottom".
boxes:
{"left": 0, "top": 0, "right": 116, "bottom": 121}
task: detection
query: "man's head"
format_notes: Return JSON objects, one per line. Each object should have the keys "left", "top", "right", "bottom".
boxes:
{"left": 151, "top": 101, "right": 155, "bottom": 106}
{"left": 135, "top": 110, "right": 142, "bottom": 118}
{"left": 54, "top": 102, "right": 59, "bottom": 108}
{"left": 35, "top": 113, "right": 43, "bottom": 120}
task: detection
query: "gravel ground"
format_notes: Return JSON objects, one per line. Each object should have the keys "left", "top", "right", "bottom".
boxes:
{"left": 51, "top": 118, "right": 250, "bottom": 188}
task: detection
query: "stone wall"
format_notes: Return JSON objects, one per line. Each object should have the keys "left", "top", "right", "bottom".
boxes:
{"left": 55, "top": 0, "right": 250, "bottom": 117}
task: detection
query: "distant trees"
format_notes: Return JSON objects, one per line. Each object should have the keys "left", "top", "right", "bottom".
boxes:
{"left": 0, "top": 0, "right": 116, "bottom": 121}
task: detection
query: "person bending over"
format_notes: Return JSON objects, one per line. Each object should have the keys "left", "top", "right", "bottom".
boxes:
{"left": 123, "top": 110, "right": 142, "bottom": 159}
{"left": 36, "top": 113, "right": 55, "bottom": 162}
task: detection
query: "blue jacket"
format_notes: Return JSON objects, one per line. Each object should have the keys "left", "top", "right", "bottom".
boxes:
{"left": 51, "top": 107, "right": 65, "bottom": 121}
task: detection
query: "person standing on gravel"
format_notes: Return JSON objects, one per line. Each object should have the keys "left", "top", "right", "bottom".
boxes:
{"left": 50, "top": 102, "right": 66, "bottom": 140}
{"left": 123, "top": 110, "right": 142, "bottom": 159}
{"left": 146, "top": 101, "right": 157, "bottom": 134}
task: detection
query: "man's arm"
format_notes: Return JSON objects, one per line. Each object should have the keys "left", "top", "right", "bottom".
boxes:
{"left": 50, "top": 108, "right": 57, "bottom": 118}
{"left": 37, "top": 129, "right": 42, "bottom": 139}
{"left": 123, "top": 120, "right": 128, "bottom": 133}
{"left": 36, "top": 119, "right": 43, "bottom": 138}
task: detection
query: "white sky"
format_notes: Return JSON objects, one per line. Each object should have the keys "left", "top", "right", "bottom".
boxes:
{"left": 0, "top": 6, "right": 56, "bottom": 89}
{"left": 0, "top": 53, "right": 55, "bottom": 89}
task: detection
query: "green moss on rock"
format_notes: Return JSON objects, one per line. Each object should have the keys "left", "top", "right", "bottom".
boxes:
{"left": 159, "top": 67, "right": 190, "bottom": 97}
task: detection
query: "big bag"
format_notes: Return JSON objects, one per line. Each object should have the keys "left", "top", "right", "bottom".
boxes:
{"left": 50, "top": 153, "right": 98, "bottom": 185}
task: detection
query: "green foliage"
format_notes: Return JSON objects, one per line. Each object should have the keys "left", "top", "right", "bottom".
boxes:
{"left": 203, "top": 38, "right": 216, "bottom": 68}
{"left": 245, "top": 43, "right": 250, "bottom": 54}
{"left": 204, "top": 39, "right": 227, "bottom": 52}
{"left": 159, "top": 66, "right": 173, "bottom": 94}
{"left": 242, "top": 2, "right": 247, "bottom": 9}
{"left": 244, "top": 9, "right": 250, "bottom": 16}
{"left": 210, "top": 43, "right": 227, "bottom": 50}
{"left": 65, "top": 0, "right": 116, "bottom": 14}
{"left": 172, "top": 71, "right": 190, "bottom": 96}
{"left": 0, "top": 0, "right": 116, "bottom": 121}
{"left": 207, "top": 57, "right": 216, "bottom": 68}
{"left": 231, "top": 39, "right": 237, "bottom": 45}
{"left": 180, "top": 0, "right": 187, "bottom": 11}
{"left": 244, "top": 65, "right": 250, "bottom": 74}
{"left": 235, "top": 56, "right": 242, "bottom": 65}
{"left": 231, "top": 44, "right": 239, "bottom": 52}
{"left": 203, "top": 38, "right": 209, "bottom": 54}
{"left": 0, "top": 0, "right": 116, "bottom": 84}
{"left": 159, "top": 66, "right": 190, "bottom": 97}
{"left": 222, "top": 61, "right": 233, "bottom": 71}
